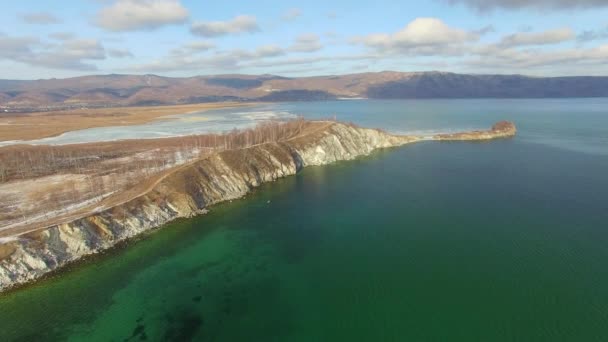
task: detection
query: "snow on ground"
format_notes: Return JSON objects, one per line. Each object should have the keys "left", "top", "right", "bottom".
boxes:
{"left": 0, "top": 190, "right": 117, "bottom": 231}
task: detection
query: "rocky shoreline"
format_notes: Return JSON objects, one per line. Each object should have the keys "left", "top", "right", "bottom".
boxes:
{"left": 434, "top": 121, "right": 517, "bottom": 141}
{"left": 0, "top": 121, "right": 515, "bottom": 292}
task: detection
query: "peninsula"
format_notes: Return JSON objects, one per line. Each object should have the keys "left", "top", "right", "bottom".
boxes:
{"left": 0, "top": 119, "right": 516, "bottom": 291}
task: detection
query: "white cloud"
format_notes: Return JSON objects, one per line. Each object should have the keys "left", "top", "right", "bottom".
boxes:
{"left": 468, "top": 42, "right": 608, "bottom": 71}
{"left": 96, "top": 0, "right": 189, "bottom": 32}
{"left": 290, "top": 34, "right": 323, "bottom": 52}
{"left": 443, "top": 0, "right": 608, "bottom": 11}
{"left": 28, "top": 39, "right": 106, "bottom": 71}
{"left": 126, "top": 44, "right": 285, "bottom": 73}
{"left": 354, "top": 18, "right": 478, "bottom": 55}
{"left": 460, "top": 27, "right": 581, "bottom": 72}
{"left": 0, "top": 34, "right": 106, "bottom": 71}
{"left": 282, "top": 8, "right": 302, "bottom": 21}
{"left": 190, "top": 15, "right": 260, "bottom": 37}
{"left": 0, "top": 35, "right": 39, "bottom": 60}
{"left": 21, "top": 12, "right": 61, "bottom": 25}
{"left": 499, "top": 28, "right": 574, "bottom": 47}
{"left": 252, "top": 45, "right": 285, "bottom": 57}
{"left": 33, "top": 39, "right": 106, "bottom": 70}
{"left": 126, "top": 52, "right": 240, "bottom": 73}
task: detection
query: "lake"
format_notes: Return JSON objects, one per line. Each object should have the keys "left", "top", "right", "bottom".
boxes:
{"left": 1, "top": 99, "right": 607, "bottom": 341}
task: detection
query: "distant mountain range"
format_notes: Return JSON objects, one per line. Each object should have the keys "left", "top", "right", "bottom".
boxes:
{"left": 2, "top": 71, "right": 608, "bottom": 111}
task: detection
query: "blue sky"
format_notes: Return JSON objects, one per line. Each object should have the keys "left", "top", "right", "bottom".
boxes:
{"left": 1, "top": 0, "right": 608, "bottom": 79}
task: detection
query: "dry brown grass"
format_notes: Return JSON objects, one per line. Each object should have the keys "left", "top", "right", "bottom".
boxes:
{"left": 0, "top": 243, "right": 16, "bottom": 259}
{"left": 0, "top": 102, "right": 253, "bottom": 142}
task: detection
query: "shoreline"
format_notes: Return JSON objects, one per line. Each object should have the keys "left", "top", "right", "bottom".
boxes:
{"left": 0, "top": 223, "right": 164, "bottom": 295}
{"left": 0, "top": 102, "right": 257, "bottom": 143}
{"left": 0, "top": 121, "right": 516, "bottom": 292}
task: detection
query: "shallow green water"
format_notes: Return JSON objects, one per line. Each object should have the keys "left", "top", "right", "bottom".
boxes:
{"left": 2, "top": 100, "right": 608, "bottom": 341}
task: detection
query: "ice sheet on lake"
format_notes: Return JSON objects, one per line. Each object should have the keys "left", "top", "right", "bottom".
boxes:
{"left": 0, "top": 105, "right": 296, "bottom": 146}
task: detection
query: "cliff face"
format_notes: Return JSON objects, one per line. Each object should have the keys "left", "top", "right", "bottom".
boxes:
{"left": 0, "top": 123, "right": 417, "bottom": 291}
{"left": 0, "top": 121, "right": 516, "bottom": 291}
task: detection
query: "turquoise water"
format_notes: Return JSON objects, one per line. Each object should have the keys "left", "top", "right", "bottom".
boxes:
{"left": 1, "top": 99, "right": 608, "bottom": 341}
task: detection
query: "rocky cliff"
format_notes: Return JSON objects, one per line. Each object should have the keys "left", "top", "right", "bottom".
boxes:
{"left": 0, "top": 123, "right": 418, "bottom": 291}
{"left": 0, "top": 121, "right": 515, "bottom": 291}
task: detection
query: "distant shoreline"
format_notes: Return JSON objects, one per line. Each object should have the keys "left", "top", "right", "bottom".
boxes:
{"left": 0, "top": 102, "right": 256, "bottom": 142}
{"left": 3, "top": 72, "right": 608, "bottom": 113}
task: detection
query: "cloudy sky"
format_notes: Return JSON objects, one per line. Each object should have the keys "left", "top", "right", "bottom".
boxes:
{"left": 1, "top": 0, "right": 608, "bottom": 79}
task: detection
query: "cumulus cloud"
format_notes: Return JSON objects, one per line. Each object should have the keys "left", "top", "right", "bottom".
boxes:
{"left": 498, "top": 28, "right": 574, "bottom": 47}
{"left": 190, "top": 15, "right": 259, "bottom": 37}
{"left": 21, "top": 12, "right": 61, "bottom": 24}
{"left": 0, "top": 34, "right": 106, "bottom": 70}
{"left": 96, "top": 0, "right": 189, "bottom": 32}
{"left": 282, "top": 8, "right": 302, "bottom": 21}
{"left": 443, "top": 0, "right": 608, "bottom": 11}
{"left": 353, "top": 18, "right": 478, "bottom": 55}
{"left": 290, "top": 34, "right": 323, "bottom": 52}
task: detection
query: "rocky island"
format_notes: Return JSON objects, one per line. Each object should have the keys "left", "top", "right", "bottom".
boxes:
{"left": 0, "top": 120, "right": 516, "bottom": 292}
